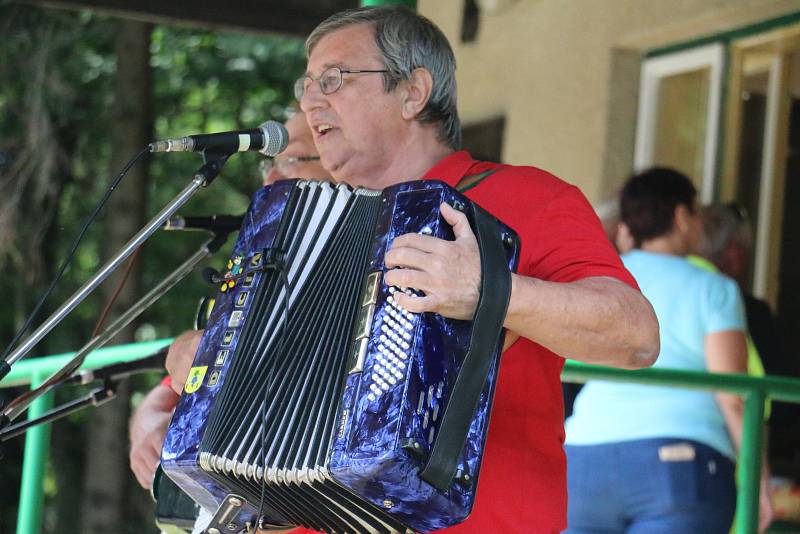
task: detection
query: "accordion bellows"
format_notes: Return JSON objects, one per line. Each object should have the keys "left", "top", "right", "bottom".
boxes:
{"left": 161, "top": 179, "right": 519, "bottom": 533}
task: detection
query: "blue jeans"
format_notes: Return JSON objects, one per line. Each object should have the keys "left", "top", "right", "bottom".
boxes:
{"left": 565, "top": 438, "right": 736, "bottom": 534}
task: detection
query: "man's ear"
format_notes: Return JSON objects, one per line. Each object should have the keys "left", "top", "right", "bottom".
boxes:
{"left": 401, "top": 68, "right": 433, "bottom": 120}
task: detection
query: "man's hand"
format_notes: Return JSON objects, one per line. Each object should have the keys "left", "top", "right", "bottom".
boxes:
{"left": 384, "top": 202, "right": 480, "bottom": 320}
{"left": 129, "top": 383, "right": 180, "bottom": 489}
{"left": 165, "top": 329, "right": 204, "bottom": 395}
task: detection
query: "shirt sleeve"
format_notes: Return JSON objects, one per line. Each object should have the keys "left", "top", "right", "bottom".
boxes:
{"left": 521, "top": 184, "right": 638, "bottom": 288}
{"left": 703, "top": 273, "right": 747, "bottom": 334}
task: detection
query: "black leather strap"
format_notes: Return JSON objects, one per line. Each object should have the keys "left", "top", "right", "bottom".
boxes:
{"left": 419, "top": 202, "right": 512, "bottom": 491}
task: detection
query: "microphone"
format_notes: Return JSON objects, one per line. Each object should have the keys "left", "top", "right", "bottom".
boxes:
{"left": 163, "top": 214, "right": 243, "bottom": 235}
{"left": 149, "top": 120, "right": 288, "bottom": 156}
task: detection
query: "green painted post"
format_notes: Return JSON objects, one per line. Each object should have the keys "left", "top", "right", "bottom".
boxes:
{"left": 736, "top": 390, "right": 765, "bottom": 534}
{"left": 360, "top": 0, "right": 417, "bottom": 8}
{"left": 16, "top": 370, "right": 54, "bottom": 534}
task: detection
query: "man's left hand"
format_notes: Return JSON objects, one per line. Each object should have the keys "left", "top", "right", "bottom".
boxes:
{"left": 384, "top": 202, "right": 480, "bottom": 320}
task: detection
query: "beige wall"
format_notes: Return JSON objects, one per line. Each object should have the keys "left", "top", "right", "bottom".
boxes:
{"left": 419, "top": 0, "right": 800, "bottom": 203}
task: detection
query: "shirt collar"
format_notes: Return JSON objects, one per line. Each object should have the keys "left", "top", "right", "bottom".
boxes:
{"left": 421, "top": 150, "right": 476, "bottom": 188}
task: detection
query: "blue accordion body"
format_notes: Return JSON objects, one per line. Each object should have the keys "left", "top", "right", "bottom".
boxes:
{"left": 161, "top": 179, "right": 519, "bottom": 533}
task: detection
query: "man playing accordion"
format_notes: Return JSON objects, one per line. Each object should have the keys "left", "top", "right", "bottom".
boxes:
{"left": 159, "top": 6, "right": 659, "bottom": 533}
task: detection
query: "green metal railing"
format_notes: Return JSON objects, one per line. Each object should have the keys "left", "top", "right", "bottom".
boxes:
{"left": 361, "top": 0, "right": 417, "bottom": 7}
{"left": 3, "top": 339, "right": 172, "bottom": 534}
{"left": 4, "top": 343, "right": 799, "bottom": 533}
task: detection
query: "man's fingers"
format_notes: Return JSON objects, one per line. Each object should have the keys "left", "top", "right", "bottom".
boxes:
{"left": 130, "top": 446, "right": 159, "bottom": 489}
{"left": 393, "top": 292, "right": 435, "bottom": 314}
{"left": 384, "top": 246, "right": 431, "bottom": 270}
{"left": 441, "top": 202, "right": 474, "bottom": 241}
{"left": 384, "top": 268, "right": 429, "bottom": 293}
{"left": 391, "top": 232, "right": 448, "bottom": 253}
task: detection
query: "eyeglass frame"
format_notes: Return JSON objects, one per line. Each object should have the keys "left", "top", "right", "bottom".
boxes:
{"left": 259, "top": 155, "right": 321, "bottom": 174}
{"left": 294, "top": 66, "right": 389, "bottom": 101}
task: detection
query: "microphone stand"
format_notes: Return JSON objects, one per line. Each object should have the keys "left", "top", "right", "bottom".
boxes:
{"left": 0, "top": 229, "right": 231, "bottom": 427}
{"left": 0, "top": 347, "right": 168, "bottom": 442}
{"left": 0, "top": 152, "right": 230, "bottom": 384}
{"left": 0, "top": 150, "right": 235, "bottom": 430}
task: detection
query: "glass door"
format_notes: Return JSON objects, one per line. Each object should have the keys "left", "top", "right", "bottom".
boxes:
{"left": 721, "top": 24, "right": 800, "bottom": 307}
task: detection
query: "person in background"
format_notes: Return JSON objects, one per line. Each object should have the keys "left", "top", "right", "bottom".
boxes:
{"left": 565, "top": 167, "right": 773, "bottom": 533}
{"left": 698, "top": 203, "right": 800, "bottom": 501}
{"left": 698, "top": 204, "right": 784, "bottom": 377}
{"left": 128, "top": 110, "right": 330, "bottom": 490}
{"left": 692, "top": 204, "right": 769, "bottom": 391}
{"left": 260, "top": 111, "right": 327, "bottom": 185}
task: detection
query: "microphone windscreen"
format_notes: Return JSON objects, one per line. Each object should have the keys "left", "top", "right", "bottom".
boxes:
{"left": 260, "top": 121, "right": 289, "bottom": 157}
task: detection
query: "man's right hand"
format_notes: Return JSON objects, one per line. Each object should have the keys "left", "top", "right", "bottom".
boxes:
{"left": 165, "top": 329, "right": 204, "bottom": 395}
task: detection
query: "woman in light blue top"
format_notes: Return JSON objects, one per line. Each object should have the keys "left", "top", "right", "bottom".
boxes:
{"left": 564, "top": 168, "right": 773, "bottom": 533}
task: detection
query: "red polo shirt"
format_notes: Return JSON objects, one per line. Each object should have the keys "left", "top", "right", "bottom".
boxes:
{"left": 291, "top": 151, "right": 637, "bottom": 533}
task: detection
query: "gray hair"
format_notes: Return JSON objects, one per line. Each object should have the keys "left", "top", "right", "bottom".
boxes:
{"left": 306, "top": 5, "right": 461, "bottom": 150}
{"left": 699, "top": 204, "right": 753, "bottom": 264}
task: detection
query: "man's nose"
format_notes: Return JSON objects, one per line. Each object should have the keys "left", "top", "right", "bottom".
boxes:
{"left": 299, "top": 81, "right": 325, "bottom": 112}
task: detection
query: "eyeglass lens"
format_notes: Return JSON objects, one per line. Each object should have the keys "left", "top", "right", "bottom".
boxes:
{"left": 294, "top": 67, "right": 343, "bottom": 100}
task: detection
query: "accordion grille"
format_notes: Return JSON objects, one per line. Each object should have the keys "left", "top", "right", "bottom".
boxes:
{"left": 197, "top": 183, "right": 406, "bottom": 533}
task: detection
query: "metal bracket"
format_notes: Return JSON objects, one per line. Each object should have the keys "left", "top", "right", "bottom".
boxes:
{"left": 203, "top": 494, "right": 247, "bottom": 534}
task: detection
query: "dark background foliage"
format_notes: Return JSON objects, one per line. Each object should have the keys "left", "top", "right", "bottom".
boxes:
{"left": 0, "top": 3, "right": 305, "bottom": 531}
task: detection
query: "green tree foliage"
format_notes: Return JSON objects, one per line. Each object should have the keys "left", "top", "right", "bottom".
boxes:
{"left": 0, "top": 4, "right": 306, "bottom": 532}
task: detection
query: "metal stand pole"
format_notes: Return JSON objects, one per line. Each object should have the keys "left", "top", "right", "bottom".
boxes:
{"left": 0, "top": 151, "right": 230, "bottom": 384}
{"left": 2, "top": 232, "right": 229, "bottom": 423}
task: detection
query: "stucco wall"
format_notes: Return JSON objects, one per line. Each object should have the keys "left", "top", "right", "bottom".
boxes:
{"left": 419, "top": 0, "right": 800, "bottom": 202}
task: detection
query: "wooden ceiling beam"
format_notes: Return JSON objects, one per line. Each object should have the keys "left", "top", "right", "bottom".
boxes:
{"left": 27, "top": 0, "right": 358, "bottom": 36}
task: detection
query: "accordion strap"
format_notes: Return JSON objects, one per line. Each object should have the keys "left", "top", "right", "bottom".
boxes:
{"left": 419, "top": 202, "right": 512, "bottom": 492}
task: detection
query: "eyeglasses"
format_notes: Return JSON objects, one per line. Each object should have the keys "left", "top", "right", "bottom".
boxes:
{"left": 260, "top": 155, "right": 321, "bottom": 175}
{"left": 294, "top": 66, "right": 388, "bottom": 100}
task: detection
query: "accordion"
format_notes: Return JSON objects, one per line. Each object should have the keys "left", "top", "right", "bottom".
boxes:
{"left": 161, "top": 179, "right": 519, "bottom": 533}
